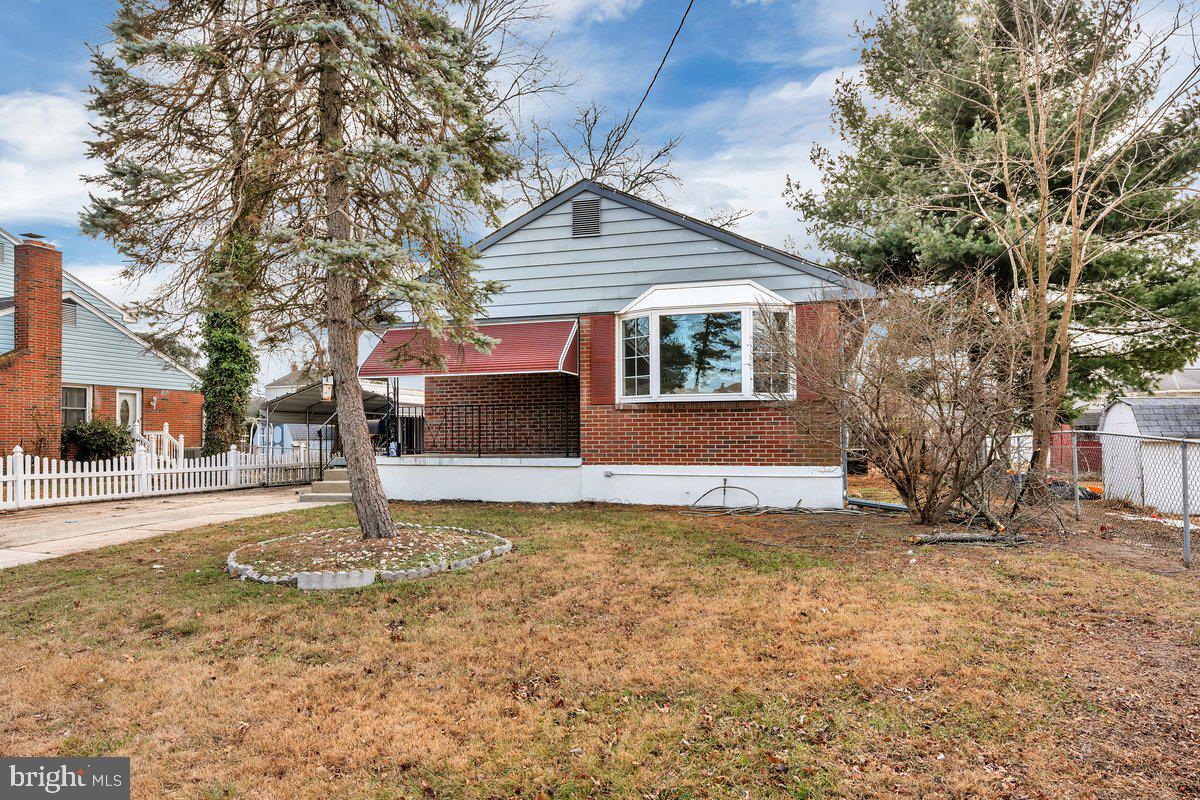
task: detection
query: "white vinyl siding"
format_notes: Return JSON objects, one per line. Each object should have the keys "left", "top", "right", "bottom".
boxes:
{"left": 0, "top": 313, "right": 12, "bottom": 353}
{"left": 62, "top": 302, "right": 195, "bottom": 390}
{"left": 0, "top": 237, "right": 13, "bottom": 296}
{"left": 474, "top": 191, "right": 835, "bottom": 320}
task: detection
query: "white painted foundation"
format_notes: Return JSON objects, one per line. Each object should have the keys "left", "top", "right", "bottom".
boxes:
{"left": 377, "top": 457, "right": 844, "bottom": 508}
{"left": 377, "top": 456, "right": 584, "bottom": 503}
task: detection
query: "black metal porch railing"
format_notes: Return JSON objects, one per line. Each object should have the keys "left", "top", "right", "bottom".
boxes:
{"left": 385, "top": 402, "right": 579, "bottom": 457}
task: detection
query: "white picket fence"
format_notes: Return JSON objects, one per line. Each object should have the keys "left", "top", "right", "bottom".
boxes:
{"left": 0, "top": 445, "right": 320, "bottom": 511}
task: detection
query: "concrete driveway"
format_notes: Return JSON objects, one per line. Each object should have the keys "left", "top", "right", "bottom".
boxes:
{"left": 0, "top": 486, "right": 342, "bottom": 568}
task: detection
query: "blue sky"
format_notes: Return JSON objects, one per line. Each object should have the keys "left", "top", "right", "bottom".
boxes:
{"left": 0, "top": 0, "right": 879, "bottom": 377}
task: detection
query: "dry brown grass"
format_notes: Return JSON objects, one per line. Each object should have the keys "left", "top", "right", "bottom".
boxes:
{"left": 1, "top": 500, "right": 1198, "bottom": 799}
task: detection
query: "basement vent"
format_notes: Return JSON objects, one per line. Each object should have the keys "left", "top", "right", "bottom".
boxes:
{"left": 62, "top": 300, "right": 77, "bottom": 326}
{"left": 571, "top": 198, "right": 601, "bottom": 237}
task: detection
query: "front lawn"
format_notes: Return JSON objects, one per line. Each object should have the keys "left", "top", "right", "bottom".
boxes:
{"left": 1, "top": 501, "right": 1197, "bottom": 799}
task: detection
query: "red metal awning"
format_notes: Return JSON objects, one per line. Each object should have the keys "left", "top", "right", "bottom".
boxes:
{"left": 359, "top": 319, "right": 579, "bottom": 378}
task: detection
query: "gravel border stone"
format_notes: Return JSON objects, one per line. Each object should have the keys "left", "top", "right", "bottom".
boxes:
{"left": 226, "top": 523, "right": 512, "bottom": 590}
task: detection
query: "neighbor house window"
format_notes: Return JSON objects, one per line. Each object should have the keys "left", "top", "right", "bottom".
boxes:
{"left": 62, "top": 386, "right": 90, "bottom": 426}
{"left": 617, "top": 306, "right": 794, "bottom": 401}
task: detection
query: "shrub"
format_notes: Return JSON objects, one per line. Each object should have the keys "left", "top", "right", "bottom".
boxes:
{"left": 61, "top": 418, "right": 136, "bottom": 461}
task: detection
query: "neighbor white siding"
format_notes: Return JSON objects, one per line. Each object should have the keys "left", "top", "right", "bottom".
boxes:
{"left": 62, "top": 302, "right": 195, "bottom": 389}
{"left": 0, "top": 238, "right": 13, "bottom": 353}
{"left": 0, "top": 236, "right": 13, "bottom": 296}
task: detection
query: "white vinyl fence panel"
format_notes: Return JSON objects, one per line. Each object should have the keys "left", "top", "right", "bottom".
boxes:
{"left": 0, "top": 446, "right": 319, "bottom": 511}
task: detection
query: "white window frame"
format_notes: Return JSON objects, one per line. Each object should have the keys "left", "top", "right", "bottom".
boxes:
{"left": 62, "top": 384, "right": 92, "bottom": 424}
{"left": 616, "top": 304, "right": 797, "bottom": 403}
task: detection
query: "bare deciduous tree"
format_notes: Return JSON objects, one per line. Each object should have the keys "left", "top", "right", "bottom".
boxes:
{"left": 512, "top": 101, "right": 683, "bottom": 205}
{"left": 760, "top": 275, "right": 1027, "bottom": 526}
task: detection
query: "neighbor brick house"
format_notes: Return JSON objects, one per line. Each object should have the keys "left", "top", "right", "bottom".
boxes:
{"left": 0, "top": 228, "right": 203, "bottom": 458}
{"left": 360, "top": 181, "right": 871, "bottom": 508}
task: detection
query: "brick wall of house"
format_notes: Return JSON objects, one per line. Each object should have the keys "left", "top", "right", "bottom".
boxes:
{"left": 91, "top": 386, "right": 204, "bottom": 447}
{"left": 0, "top": 240, "right": 64, "bottom": 457}
{"left": 413, "top": 303, "right": 843, "bottom": 466}
{"left": 423, "top": 373, "right": 580, "bottom": 455}
{"left": 577, "top": 304, "right": 842, "bottom": 467}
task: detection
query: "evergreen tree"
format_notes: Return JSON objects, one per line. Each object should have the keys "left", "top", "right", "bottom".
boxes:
{"left": 788, "top": 0, "right": 1200, "bottom": 466}
{"left": 84, "top": 0, "right": 516, "bottom": 538}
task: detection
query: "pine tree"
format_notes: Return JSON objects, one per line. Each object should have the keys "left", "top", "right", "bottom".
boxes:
{"left": 82, "top": 0, "right": 284, "bottom": 452}
{"left": 84, "top": 0, "right": 517, "bottom": 538}
{"left": 789, "top": 0, "right": 1200, "bottom": 468}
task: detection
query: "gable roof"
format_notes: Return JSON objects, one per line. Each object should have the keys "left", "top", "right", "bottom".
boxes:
{"left": 63, "top": 289, "right": 202, "bottom": 384}
{"left": 1109, "top": 397, "right": 1200, "bottom": 439}
{"left": 472, "top": 180, "right": 873, "bottom": 296}
{"left": 62, "top": 270, "right": 135, "bottom": 323}
{"left": 266, "top": 366, "right": 318, "bottom": 388}
{"left": 0, "top": 225, "right": 134, "bottom": 323}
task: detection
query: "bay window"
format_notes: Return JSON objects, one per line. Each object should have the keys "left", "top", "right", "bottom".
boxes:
{"left": 618, "top": 306, "right": 794, "bottom": 401}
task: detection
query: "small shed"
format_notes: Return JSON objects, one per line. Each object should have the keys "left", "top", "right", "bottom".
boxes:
{"left": 1100, "top": 397, "right": 1200, "bottom": 439}
{"left": 1098, "top": 397, "right": 1200, "bottom": 515}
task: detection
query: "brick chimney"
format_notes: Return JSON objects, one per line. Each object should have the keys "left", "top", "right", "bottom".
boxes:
{"left": 0, "top": 238, "right": 64, "bottom": 456}
{"left": 14, "top": 238, "right": 63, "bottom": 355}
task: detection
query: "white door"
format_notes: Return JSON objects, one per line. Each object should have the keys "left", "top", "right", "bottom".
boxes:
{"left": 116, "top": 390, "right": 141, "bottom": 435}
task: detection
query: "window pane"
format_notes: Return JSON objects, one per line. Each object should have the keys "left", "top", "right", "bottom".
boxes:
{"left": 659, "top": 312, "right": 742, "bottom": 395}
{"left": 753, "top": 311, "right": 793, "bottom": 394}
{"left": 62, "top": 387, "right": 88, "bottom": 426}
{"left": 62, "top": 386, "right": 87, "bottom": 409}
{"left": 621, "top": 316, "right": 650, "bottom": 396}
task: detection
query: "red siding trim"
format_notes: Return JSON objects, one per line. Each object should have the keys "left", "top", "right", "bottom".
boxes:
{"left": 587, "top": 314, "right": 615, "bottom": 406}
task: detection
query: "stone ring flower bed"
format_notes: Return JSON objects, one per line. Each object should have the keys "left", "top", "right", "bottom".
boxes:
{"left": 226, "top": 522, "right": 513, "bottom": 590}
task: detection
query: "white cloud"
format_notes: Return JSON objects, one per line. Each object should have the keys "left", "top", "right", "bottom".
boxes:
{"left": 542, "top": 0, "right": 644, "bottom": 26}
{"left": 0, "top": 91, "right": 95, "bottom": 225}
{"left": 664, "top": 68, "right": 856, "bottom": 254}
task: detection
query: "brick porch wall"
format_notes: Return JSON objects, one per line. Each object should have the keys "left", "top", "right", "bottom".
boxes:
{"left": 91, "top": 386, "right": 204, "bottom": 448}
{"left": 577, "top": 305, "right": 842, "bottom": 467}
{"left": 423, "top": 373, "right": 580, "bottom": 455}
{"left": 0, "top": 240, "right": 64, "bottom": 457}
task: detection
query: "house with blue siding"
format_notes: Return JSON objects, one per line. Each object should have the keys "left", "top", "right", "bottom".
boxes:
{"left": 361, "top": 180, "right": 872, "bottom": 508}
{"left": 0, "top": 227, "right": 203, "bottom": 458}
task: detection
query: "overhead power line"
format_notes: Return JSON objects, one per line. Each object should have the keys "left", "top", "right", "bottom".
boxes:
{"left": 623, "top": 0, "right": 697, "bottom": 135}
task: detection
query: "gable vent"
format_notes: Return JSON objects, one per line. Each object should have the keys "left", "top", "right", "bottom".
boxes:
{"left": 62, "top": 300, "right": 77, "bottom": 326}
{"left": 571, "top": 198, "right": 601, "bottom": 237}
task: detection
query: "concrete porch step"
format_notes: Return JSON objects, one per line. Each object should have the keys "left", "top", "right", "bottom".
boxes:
{"left": 299, "top": 492, "right": 352, "bottom": 502}
{"left": 309, "top": 480, "right": 350, "bottom": 493}
{"left": 322, "top": 468, "right": 348, "bottom": 481}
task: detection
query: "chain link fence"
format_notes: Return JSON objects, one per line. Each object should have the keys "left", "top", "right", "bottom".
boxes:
{"left": 1008, "top": 430, "right": 1195, "bottom": 567}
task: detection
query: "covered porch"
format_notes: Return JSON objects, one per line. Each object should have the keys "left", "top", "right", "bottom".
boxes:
{"left": 362, "top": 320, "right": 581, "bottom": 459}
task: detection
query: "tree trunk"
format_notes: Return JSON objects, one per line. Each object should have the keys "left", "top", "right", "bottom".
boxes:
{"left": 318, "top": 15, "right": 393, "bottom": 539}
